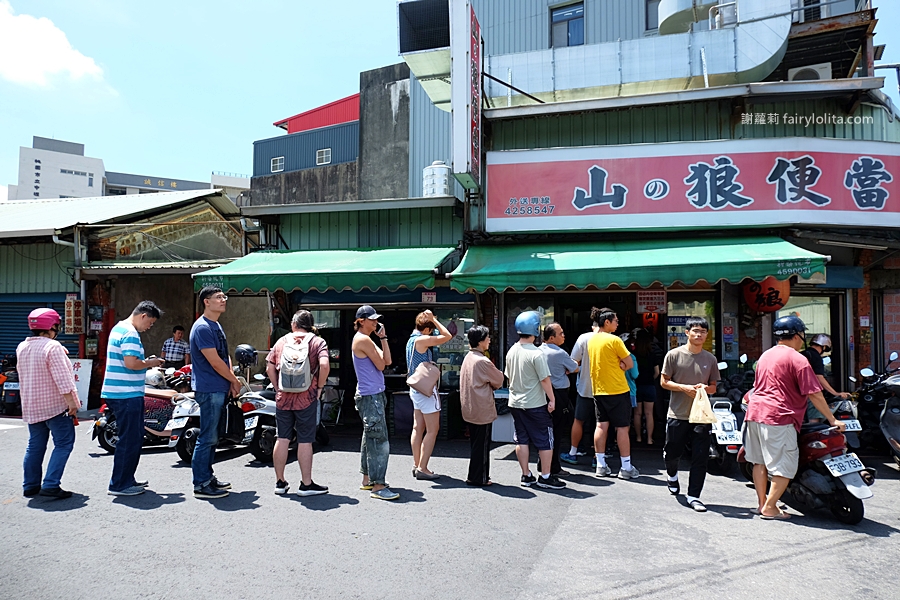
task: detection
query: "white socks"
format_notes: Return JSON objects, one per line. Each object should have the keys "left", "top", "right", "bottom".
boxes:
{"left": 621, "top": 456, "right": 632, "bottom": 470}
{"left": 569, "top": 445, "right": 578, "bottom": 456}
{"left": 595, "top": 453, "right": 607, "bottom": 467}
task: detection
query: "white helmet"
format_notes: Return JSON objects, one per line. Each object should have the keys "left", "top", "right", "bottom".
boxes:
{"left": 811, "top": 334, "right": 832, "bottom": 352}
{"left": 145, "top": 368, "right": 166, "bottom": 388}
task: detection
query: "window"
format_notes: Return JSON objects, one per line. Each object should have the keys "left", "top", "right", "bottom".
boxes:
{"left": 107, "top": 188, "right": 126, "bottom": 196}
{"left": 271, "top": 156, "right": 284, "bottom": 173}
{"left": 646, "top": 0, "right": 661, "bottom": 31}
{"left": 551, "top": 3, "right": 584, "bottom": 48}
{"left": 88, "top": 173, "right": 93, "bottom": 187}
{"left": 316, "top": 148, "right": 332, "bottom": 166}
{"left": 804, "top": 0, "right": 822, "bottom": 22}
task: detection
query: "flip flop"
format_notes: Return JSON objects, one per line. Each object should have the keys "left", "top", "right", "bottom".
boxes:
{"left": 760, "top": 510, "right": 791, "bottom": 520}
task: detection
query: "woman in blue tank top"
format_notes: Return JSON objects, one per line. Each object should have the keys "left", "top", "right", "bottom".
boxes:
{"left": 406, "top": 310, "right": 452, "bottom": 480}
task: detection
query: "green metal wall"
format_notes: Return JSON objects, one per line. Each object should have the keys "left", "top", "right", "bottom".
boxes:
{"left": 0, "top": 243, "right": 78, "bottom": 294}
{"left": 490, "top": 100, "right": 900, "bottom": 150}
{"left": 281, "top": 206, "right": 463, "bottom": 250}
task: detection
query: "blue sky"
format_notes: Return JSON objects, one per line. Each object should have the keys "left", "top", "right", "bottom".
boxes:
{"left": 1, "top": 1, "right": 899, "bottom": 200}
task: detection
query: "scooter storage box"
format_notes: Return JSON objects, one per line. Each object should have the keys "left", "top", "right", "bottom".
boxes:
{"left": 223, "top": 402, "right": 245, "bottom": 441}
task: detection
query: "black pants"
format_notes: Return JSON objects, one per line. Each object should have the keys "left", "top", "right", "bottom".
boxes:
{"left": 467, "top": 422, "right": 492, "bottom": 485}
{"left": 663, "top": 418, "right": 711, "bottom": 498}
{"left": 537, "top": 388, "right": 572, "bottom": 475}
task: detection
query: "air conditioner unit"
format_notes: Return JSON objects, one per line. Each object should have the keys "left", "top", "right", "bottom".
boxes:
{"left": 788, "top": 62, "right": 832, "bottom": 81}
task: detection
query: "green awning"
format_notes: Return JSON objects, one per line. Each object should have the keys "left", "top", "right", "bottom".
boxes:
{"left": 449, "top": 237, "right": 829, "bottom": 293}
{"left": 194, "top": 246, "right": 456, "bottom": 293}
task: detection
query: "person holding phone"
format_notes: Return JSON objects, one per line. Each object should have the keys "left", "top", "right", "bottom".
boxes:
{"left": 351, "top": 305, "right": 398, "bottom": 500}
{"left": 406, "top": 310, "right": 452, "bottom": 480}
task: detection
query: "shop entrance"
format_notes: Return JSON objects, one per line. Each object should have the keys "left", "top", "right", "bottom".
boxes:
{"left": 776, "top": 293, "right": 846, "bottom": 390}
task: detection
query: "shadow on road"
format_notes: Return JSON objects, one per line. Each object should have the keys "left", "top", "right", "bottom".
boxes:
{"left": 111, "top": 491, "right": 186, "bottom": 509}
{"left": 26, "top": 493, "right": 88, "bottom": 511}
{"left": 203, "top": 490, "right": 261, "bottom": 511}
{"left": 477, "top": 483, "right": 536, "bottom": 499}
{"left": 287, "top": 493, "right": 360, "bottom": 511}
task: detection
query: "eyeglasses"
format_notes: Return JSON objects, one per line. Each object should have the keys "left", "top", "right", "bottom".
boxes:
{"left": 212, "top": 294, "right": 228, "bottom": 301}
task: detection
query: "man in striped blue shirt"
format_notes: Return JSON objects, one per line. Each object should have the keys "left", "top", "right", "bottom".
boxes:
{"left": 101, "top": 301, "right": 165, "bottom": 496}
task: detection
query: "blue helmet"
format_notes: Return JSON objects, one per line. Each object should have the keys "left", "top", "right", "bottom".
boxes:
{"left": 515, "top": 311, "right": 542, "bottom": 337}
{"left": 773, "top": 315, "right": 806, "bottom": 338}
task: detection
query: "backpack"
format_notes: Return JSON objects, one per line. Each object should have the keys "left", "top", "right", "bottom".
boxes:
{"left": 278, "top": 333, "right": 313, "bottom": 393}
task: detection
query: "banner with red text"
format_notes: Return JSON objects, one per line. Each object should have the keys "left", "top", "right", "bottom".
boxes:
{"left": 486, "top": 138, "right": 900, "bottom": 232}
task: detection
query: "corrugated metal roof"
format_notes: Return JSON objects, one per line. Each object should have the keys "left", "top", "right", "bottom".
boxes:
{"left": 273, "top": 94, "right": 361, "bottom": 134}
{"left": 80, "top": 259, "right": 234, "bottom": 275}
{"left": 0, "top": 189, "right": 239, "bottom": 239}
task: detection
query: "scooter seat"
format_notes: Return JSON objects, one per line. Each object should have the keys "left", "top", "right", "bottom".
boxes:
{"left": 799, "top": 422, "right": 830, "bottom": 435}
{"left": 259, "top": 389, "right": 276, "bottom": 401}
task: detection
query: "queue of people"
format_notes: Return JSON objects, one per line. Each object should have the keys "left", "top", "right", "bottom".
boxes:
{"left": 14, "top": 294, "right": 848, "bottom": 519}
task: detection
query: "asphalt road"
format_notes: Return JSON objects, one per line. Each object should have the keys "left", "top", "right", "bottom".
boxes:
{"left": 1, "top": 417, "right": 898, "bottom": 600}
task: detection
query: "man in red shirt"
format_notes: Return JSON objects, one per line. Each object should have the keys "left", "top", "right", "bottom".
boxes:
{"left": 744, "top": 315, "right": 845, "bottom": 520}
{"left": 266, "top": 309, "right": 330, "bottom": 497}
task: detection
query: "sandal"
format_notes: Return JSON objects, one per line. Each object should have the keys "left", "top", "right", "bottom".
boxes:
{"left": 760, "top": 510, "right": 791, "bottom": 520}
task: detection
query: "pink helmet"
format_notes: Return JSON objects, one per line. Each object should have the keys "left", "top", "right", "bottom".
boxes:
{"left": 28, "top": 308, "right": 61, "bottom": 331}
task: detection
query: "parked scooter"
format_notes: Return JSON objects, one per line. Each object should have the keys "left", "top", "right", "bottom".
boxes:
{"left": 708, "top": 360, "right": 743, "bottom": 475}
{"left": 0, "top": 354, "right": 20, "bottom": 416}
{"left": 853, "top": 352, "right": 900, "bottom": 452}
{"left": 880, "top": 385, "right": 900, "bottom": 467}
{"left": 738, "top": 424, "right": 875, "bottom": 525}
{"left": 167, "top": 344, "right": 271, "bottom": 464}
{"left": 93, "top": 367, "right": 188, "bottom": 453}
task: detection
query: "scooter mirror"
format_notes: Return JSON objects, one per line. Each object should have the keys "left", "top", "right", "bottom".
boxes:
{"left": 165, "top": 367, "right": 176, "bottom": 376}
{"left": 739, "top": 354, "right": 748, "bottom": 364}
{"left": 253, "top": 373, "right": 265, "bottom": 381}
{"left": 822, "top": 356, "right": 831, "bottom": 366}
{"left": 890, "top": 351, "right": 899, "bottom": 362}
{"left": 860, "top": 368, "right": 875, "bottom": 378}
{"left": 717, "top": 361, "right": 728, "bottom": 370}
{"left": 849, "top": 376, "right": 857, "bottom": 383}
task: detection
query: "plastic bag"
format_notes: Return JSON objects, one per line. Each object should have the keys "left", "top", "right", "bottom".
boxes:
{"left": 689, "top": 387, "right": 718, "bottom": 424}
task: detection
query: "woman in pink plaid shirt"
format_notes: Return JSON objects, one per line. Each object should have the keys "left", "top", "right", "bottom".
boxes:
{"left": 17, "top": 308, "right": 80, "bottom": 500}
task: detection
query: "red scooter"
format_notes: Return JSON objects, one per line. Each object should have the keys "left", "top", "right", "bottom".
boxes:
{"left": 738, "top": 423, "right": 875, "bottom": 525}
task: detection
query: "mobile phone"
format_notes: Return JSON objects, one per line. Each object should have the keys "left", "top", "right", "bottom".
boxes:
{"left": 376, "top": 323, "right": 384, "bottom": 334}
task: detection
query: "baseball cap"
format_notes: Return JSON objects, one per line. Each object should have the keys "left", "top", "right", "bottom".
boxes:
{"left": 356, "top": 305, "right": 382, "bottom": 320}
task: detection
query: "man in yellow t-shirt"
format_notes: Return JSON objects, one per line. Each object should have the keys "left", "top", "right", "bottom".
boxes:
{"left": 586, "top": 307, "right": 637, "bottom": 480}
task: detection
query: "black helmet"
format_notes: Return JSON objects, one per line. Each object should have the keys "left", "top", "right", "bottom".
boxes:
{"left": 235, "top": 344, "right": 258, "bottom": 368}
{"left": 773, "top": 315, "right": 806, "bottom": 338}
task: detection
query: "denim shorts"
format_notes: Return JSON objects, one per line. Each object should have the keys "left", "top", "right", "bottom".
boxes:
{"left": 275, "top": 402, "right": 317, "bottom": 443}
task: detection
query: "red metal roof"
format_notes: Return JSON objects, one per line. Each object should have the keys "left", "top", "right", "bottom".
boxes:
{"left": 273, "top": 93, "right": 360, "bottom": 134}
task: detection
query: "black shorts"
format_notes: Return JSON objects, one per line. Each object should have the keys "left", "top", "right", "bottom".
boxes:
{"left": 594, "top": 392, "right": 632, "bottom": 428}
{"left": 510, "top": 406, "right": 554, "bottom": 451}
{"left": 275, "top": 402, "right": 317, "bottom": 443}
{"left": 574, "top": 395, "right": 596, "bottom": 422}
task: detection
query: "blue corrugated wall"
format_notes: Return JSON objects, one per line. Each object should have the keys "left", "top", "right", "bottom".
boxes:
{"left": 253, "top": 121, "right": 359, "bottom": 177}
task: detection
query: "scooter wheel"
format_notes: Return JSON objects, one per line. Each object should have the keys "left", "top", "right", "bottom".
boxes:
{"left": 739, "top": 460, "right": 754, "bottom": 482}
{"left": 97, "top": 421, "right": 118, "bottom": 454}
{"left": 249, "top": 425, "right": 276, "bottom": 463}
{"left": 830, "top": 489, "right": 865, "bottom": 525}
{"left": 176, "top": 428, "right": 198, "bottom": 464}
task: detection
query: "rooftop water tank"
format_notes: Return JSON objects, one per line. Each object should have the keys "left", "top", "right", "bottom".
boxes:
{"left": 423, "top": 160, "right": 451, "bottom": 197}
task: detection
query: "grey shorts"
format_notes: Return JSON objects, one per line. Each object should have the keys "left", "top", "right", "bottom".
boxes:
{"left": 275, "top": 402, "right": 317, "bottom": 443}
{"left": 742, "top": 421, "right": 799, "bottom": 479}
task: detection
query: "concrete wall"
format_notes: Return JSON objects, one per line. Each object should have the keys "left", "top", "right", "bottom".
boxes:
{"left": 359, "top": 63, "right": 411, "bottom": 201}
{"left": 111, "top": 275, "right": 270, "bottom": 373}
{"left": 249, "top": 161, "right": 358, "bottom": 206}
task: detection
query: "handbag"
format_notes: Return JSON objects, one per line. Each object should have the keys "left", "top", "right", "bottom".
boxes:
{"left": 407, "top": 361, "right": 441, "bottom": 396}
{"left": 688, "top": 387, "right": 718, "bottom": 424}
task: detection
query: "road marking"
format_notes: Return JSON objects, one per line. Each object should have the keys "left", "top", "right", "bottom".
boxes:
{"left": 0, "top": 423, "right": 24, "bottom": 430}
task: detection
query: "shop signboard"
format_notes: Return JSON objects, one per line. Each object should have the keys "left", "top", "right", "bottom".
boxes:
{"left": 637, "top": 290, "right": 667, "bottom": 314}
{"left": 71, "top": 358, "right": 92, "bottom": 410}
{"left": 485, "top": 138, "right": 900, "bottom": 232}
{"left": 451, "top": 0, "right": 482, "bottom": 190}
{"left": 64, "top": 294, "right": 84, "bottom": 335}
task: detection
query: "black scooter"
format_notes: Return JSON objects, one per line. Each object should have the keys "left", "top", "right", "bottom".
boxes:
{"left": 853, "top": 351, "right": 899, "bottom": 452}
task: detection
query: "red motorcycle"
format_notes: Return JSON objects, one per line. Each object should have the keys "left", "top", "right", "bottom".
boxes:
{"left": 738, "top": 423, "right": 875, "bottom": 525}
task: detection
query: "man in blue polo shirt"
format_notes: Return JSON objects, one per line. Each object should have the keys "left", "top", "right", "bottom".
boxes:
{"left": 190, "top": 286, "right": 242, "bottom": 500}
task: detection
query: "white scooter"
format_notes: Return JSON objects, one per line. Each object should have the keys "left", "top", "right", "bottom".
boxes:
{"left": 707, "top": 360, "right": 743, "bottom": 475}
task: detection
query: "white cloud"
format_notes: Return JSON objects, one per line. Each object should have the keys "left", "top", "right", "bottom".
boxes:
{"left": 0, "top": 1, "right": 105, "bottom": 87}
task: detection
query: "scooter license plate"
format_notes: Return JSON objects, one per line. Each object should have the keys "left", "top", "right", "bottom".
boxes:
{"left": 841, "top": 419, "right": 862, "bottom": 432}
{"left": 716, "top": 432, "right": 742, "bottom": 445}
{"left": 823, "top": 453, "right": 865, "bottom": 477}
{"left": 164, "top": 417, "right": 188, "bottom": 430}
{"left": 244, "top": 416, "right": 258, "bottom": 430}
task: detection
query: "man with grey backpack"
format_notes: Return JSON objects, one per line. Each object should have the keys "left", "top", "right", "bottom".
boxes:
{"left": 266, "top": 309, "right": 330, "bottom": 496}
